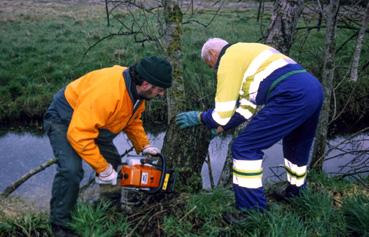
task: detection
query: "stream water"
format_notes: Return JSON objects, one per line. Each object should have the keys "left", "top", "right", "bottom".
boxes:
{"left": 0, "top": 130, "right": 368, "bottom": 209}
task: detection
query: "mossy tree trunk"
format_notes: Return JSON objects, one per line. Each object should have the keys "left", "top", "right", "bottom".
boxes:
{"left": 311, "top": 0, "right": 340, "bottom": 170}
{"left": 264, "top": 0, "right": 304, "bottom": 54}
{"left": 161, "top": 0, "right": 210, "bottom": 192}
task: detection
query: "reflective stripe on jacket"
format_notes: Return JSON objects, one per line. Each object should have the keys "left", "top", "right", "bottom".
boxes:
{"left": 64, "top": 65, "right": 149, "bottom": 173}
{"left": 213, "top": 43, "right": 295, "bottom": 126}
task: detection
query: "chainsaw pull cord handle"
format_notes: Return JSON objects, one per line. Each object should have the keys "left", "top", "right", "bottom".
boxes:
{"left": 146, "top": 153, "right": 166, "bottom": 194}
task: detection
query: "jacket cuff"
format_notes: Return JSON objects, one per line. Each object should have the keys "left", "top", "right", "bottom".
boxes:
{"left": 222, "top": 112, "right": 247, "bottom": 130}
{"left": 95, "top": 159, "right": 110, "bottom": 174}
{"left": 135, "top": 141, "right": 150, "bottom": 154}
{"left": 200, "top": 109, "right": 220, "bottom": 129}
{"left": 201, "top": 109, "right": 246, "bottom": 130}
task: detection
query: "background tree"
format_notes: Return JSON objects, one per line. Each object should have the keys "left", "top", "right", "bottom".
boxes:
{"left": 264, "top": 0, "right": 305, "bottom": 54}
{"left": 311, "top": 0, "right": 340, "bottom": 169}
{"left": 349, "top": 1, "right": 369, "bottom": 81}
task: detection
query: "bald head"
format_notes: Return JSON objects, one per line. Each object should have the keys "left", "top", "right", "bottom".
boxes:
{"left": 201, "top": 38, "right": 229, "bottom": 68}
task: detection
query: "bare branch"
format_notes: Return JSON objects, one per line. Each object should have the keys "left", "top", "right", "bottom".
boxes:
{"left": 183, "top": 0, "right": 225, "bottom": 27}
{"left": 79, "top": 32, "right": 141, "bottom": 64}
{"left": 325, "top": 126, "right": 369, "bottom": 157}
{"left": 1, "top": 158, "right": 57, "bottom": 198}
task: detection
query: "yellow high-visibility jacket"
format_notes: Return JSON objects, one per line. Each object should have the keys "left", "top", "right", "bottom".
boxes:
{"left": 213, "top": 43, "right": 295, "bottom": 125}
{"left": 64, "top": 65, "right": 149, "bottom": 173}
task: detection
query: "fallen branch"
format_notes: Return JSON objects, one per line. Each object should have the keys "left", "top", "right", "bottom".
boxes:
{"left": 1, "top": 158, "right": 58, "bottom": 198}
{"left": 1, "top": 144, "right": 135, "bottom": 198}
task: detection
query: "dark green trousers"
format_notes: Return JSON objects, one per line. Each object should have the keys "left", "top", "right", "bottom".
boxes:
{"left": 44, "top": 117, "right": 121, "bottom": 227}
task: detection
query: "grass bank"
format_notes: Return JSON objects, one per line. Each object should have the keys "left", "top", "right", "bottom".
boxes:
{"left": 1, "top": 172, "right": 369, "bottom": 236}
{"left": 0, "top": 0, "right": 368, "bottom": 134}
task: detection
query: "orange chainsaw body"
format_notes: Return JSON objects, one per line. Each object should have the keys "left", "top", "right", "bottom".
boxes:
{"left": 120, "top": 164, "right": 162, "bottom": 188}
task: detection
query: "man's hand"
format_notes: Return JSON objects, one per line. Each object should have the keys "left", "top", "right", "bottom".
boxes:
{"left": 211, "top": 126, "right": 224, "bottom": 139}
{"left": 175, "top": 111, "right": 202, "bottom": 129}
{"left": 95, "top": 164, "right": 118, "bottom": 185}
{"left": 142, "top": 145, "right": 160, "bottom": 156}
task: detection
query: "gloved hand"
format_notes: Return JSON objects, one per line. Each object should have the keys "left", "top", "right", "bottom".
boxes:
{"left": 210, "top": 128, "right": 218, "bottom": 139}
{"left": 175, "top": 111, "right": 202, "bottom": 129}
{"left": 95, "top": 164, "right": 117, "bottom": 185}
{"left": 210, "top": 126, "right": 224, "bottom": 139}
{"left": 142, "top": 145, "right": 160, "bottom": 156}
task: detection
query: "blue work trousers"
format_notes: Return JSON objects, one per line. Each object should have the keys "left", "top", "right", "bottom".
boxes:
{"left": 231, "top": 71, "right": 324, "bottom": 210}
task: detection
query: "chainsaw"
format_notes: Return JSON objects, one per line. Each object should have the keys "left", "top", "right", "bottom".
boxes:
{"left": 119, "top": 153, "right": 176, "bottom": 194}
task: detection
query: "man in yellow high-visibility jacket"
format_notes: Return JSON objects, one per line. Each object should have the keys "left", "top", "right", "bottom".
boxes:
{"left": 44, "top": 56, "right": 172, "bottom": 236}
{"left": 176, "top": 38, "right": 323, "bottom": 222}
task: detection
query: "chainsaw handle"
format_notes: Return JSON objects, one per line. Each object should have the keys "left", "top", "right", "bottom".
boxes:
{"left": 147, "top": 153, "right": 166, "bottom": 194}
{"left": 140, "top": 157, "right": 158, "bottom": 167}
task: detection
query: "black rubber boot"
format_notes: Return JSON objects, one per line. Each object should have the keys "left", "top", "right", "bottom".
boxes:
{"left": 51, "top": 224, "right": 78, "bottom": 237}
{"left": 270, "top": 184, "right": 306, "bottom": 203}
{"left": 223, "top": 210, "right": 248, "bottom": 224}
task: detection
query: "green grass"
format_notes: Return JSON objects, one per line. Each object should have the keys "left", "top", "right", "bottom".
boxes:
{"left": 70, "top": 201, "right": 130, "bottom": 237}
{"left": 1, "top": 173, "right": 368, "bottom": 236}
{"left": 0, "top": 11, "right": 153, "bottom": 123}
{"left": 0, "top": 212, "right": 50, "bottom": 236}
{"left": 159, "top": 173, "right": 369, "bottom": 237}
{"left": 0, "top": 6, "right": 265, "bottom": 123}
{"left": 342, "top": 194, "right": 369, "bottom": 237}
{"left": 0, "top": 2, "right": 368, "bottom": 131}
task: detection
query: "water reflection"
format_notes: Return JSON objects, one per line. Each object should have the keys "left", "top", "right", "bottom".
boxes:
{"left": 0, "top": 131, "right": 368, "bottom": 209}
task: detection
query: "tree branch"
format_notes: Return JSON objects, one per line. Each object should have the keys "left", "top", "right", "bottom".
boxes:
{"left": 1, "top": 158, "right": 58, "bottom": 198}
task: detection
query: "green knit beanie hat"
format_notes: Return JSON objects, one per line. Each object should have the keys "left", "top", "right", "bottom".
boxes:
{"left": 136, "top": 56, "right": 173, "bottom": 88}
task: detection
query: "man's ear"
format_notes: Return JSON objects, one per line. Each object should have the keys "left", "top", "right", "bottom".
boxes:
{"left": 141, "top": 81, "right": 152, "bottom": 89}
{"left": 207, "top": 49, "right": 218, "bottom": 67}
{"left": 209, "top": 49, "right": 215, "bottom": 57}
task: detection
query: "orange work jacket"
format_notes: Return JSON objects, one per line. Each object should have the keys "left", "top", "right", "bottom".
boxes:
{"left": 64, "top": 65, "right": 150, "bottom": 173}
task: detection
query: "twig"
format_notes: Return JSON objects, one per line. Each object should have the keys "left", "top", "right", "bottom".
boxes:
{"left": 268, "top": 165, "right": 285, "bottom": 182}
{"left": 147, "top": 209, "right": 167, "bottom": 223}
{"left": 183, "top": 0, "right": 224, "bottom": 27}
{"left": 324, "top": 127, "right": 369, "bottom": 158}
{"left": 79, "top": 32, "right": 139, "bottom": 64}
{"left": 1, "top": 158, "right": 58, "bottom": 198}
{"left": 127, "top": 212, "right": 150, "bottom": 237}
{"left": 179, "top": 206, "right": 197, "bottom": 221}
{"left": 128, "top": 202, "right": 162, "bottom": 221}
{"left": 335, "top": 169, "right": 369, "bottom": 179}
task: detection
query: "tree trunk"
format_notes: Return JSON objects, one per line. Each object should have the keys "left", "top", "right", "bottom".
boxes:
{"left": 161, "top": 0, "right": 210, "bottom": 192}
{"left": 162, "top": 124, "right": 211, "bottom": 192}
{"left": 265, "top": 0, "right": 304, "bottom": 54}
{"left": 350, "top": 1, "right": 369, "bottom": 81}
{"left": 218, "top": 140, "right": 233, "bottom": 187}
{"left": 311, "top": 0, "right": 340, "bottom": 170}
{"left": 162, "top": 1, "right": 185, "bottom": 122}
{"left": 218, "top": 122, "right": 248, "bottom": 187}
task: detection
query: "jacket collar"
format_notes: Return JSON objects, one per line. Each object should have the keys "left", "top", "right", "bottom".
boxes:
{"left": 214, "top": 43, "right": 232, "bottom": 71}
{"left": 123, "top": 68, "right": 139, "bottom": 103}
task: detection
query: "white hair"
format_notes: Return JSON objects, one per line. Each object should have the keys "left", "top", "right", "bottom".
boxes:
{"left": 201, "top": 38, "right": 229, "bottom": 62}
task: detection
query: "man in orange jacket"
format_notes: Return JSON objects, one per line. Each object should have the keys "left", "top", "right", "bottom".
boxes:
{"left": 43, "top": 56, "right": 172, "bottom": 236}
